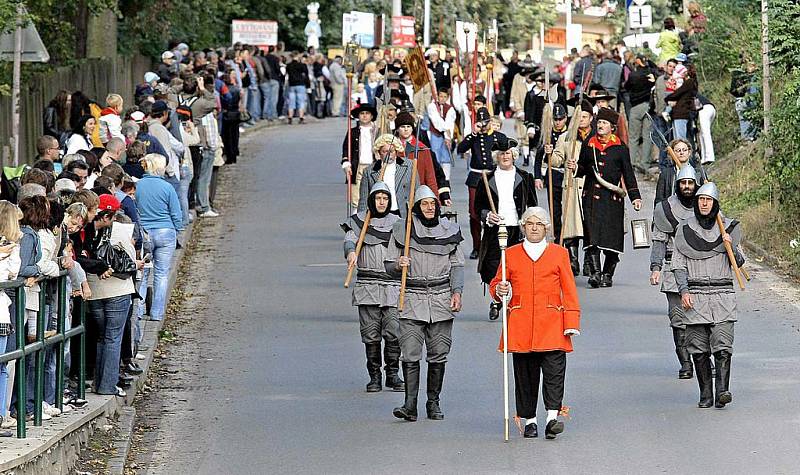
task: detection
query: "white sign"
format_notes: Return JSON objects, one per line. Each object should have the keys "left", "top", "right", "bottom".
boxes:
{"left": 231, "top": 20, "right": 278, "bottom": 47}
{"left": 455, "top": 21, "right": 478, "bottom": 52}
{"left": 566, "top": 24, "right": 583, "bottom": 52}
{"left": 629, "top": 5, "right": 653, "bottom": 29}
{"left": 342, "top": 11, "right": 375, "bottom": 47}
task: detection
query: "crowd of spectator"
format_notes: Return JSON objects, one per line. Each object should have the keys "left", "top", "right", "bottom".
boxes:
{"left": 0, "top": 39, "right": 294, "bottom": 436}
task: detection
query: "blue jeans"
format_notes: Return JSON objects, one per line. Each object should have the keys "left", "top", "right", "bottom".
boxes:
{"left": 139, "top": 228, "right": 176, "bottom": 321}
{"left": 179, "top": 163, "right": 193, "bottom": 227}
{"left": 673, "top": 119, "right": 688, "bottom": 140}
{"left": 429, "top": 133, "right": 451, "bottom": 165}
{"left": 246, "top": 87, "right": 261, "bottom": 124}
{"left": 735, "top": 97, "right": 756, "bottom": 140}
{"left": 196, "top": 148, "right": 215, "bottom": 213}
{"left": 0, "top": 334, "right": 8, "bottom": 417}
{"left": 288, "top": 85, "right": 306, "bottom": 112}
{"left": 88, "top": 295, "right": 131, "bottom": 395}
{"left": 260, "top": 80, "right": 279, "bottom": 120}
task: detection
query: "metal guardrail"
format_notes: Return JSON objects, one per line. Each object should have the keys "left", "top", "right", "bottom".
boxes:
{"left": 0, "top": 271, "right": 86, "bottom": 438}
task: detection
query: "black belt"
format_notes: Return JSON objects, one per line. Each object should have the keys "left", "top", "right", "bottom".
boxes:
{"left": 405, "top": 277, "right": 450, "bottom": 290}
{"left": 357, "top": 270, "right": 394, "bottom": 281}
{"left": 688, "top": 278, "right": 734, "bottom": 291}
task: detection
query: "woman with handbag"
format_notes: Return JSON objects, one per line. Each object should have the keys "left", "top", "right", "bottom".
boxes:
{"left": 135, "top": 154, "right": 183, "bottom": 322}
{"left": 83, "top": 194, "right": 139, "bottom": 397}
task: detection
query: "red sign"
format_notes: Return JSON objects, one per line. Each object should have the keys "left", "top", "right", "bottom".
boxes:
{"left": 392, "top": 16, "right": 416, "bottom": 47}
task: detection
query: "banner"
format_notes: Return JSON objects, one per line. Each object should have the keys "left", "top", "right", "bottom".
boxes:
{"left": 406, "top": 47, "right": 429, "bottom": 92}
{"left": 455, "top": 21, "right": 478, "bottom": 53}
{"left": 231, "top": 20, "right": 278, "bottom": 47}
{"left": 391, "top": 16, "right": 416, "bottom": 47}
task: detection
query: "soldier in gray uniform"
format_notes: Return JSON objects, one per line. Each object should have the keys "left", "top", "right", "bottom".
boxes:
{"left": 672, "top": 182, "right": 745, "bottom": 409}
{"left": 385, "top": 185, "right": 464, "bottom": 422}
{"left": 343, "top": 182, "right": 405, "bottom": 393}
{"left": 649, "top": 165, "right": 699, "bottom": 380}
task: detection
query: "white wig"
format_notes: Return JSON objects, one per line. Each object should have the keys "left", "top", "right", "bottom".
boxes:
{"left": 518, "top": 206, "right": 551, "bottom": 232}
{"left": 492, "top": 147, "right": 519, "bottom": 164}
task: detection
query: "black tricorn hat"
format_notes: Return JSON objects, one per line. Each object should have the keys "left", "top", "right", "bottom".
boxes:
{"left": 350, "top": 102, "right": 378, "bottom": 120}
{"left": 493, "top": 136, "right": 519, "bottom": 152}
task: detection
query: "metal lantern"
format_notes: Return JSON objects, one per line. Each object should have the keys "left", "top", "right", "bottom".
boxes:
{"left": 630, "top": 218, "right": 651, "bottom": 249}
{"left": 344, "top": 39, "right": 359, "bottom": 74}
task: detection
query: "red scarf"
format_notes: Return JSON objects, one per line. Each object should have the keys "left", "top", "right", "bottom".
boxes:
{"left": 588, "top": 134, "right": 620, "bottom": 153}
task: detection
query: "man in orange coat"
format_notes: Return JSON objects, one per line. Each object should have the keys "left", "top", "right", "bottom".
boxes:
{"left": 490, "top": 206, "right": 580, "bottom": 439}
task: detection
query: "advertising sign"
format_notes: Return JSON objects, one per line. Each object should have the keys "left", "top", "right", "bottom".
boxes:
{"left": 231, "top": 20, "right": 278, "bottom": 47}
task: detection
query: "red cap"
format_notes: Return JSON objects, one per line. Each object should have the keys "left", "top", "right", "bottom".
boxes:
{"left": 98, "top": 194, "right": 121, "bottom": 213}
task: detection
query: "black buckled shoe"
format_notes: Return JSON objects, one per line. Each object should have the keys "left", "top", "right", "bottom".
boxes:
{"left": 545, "top": 419, "right": 564, "bottom": 439}
{"left": 599, "top": 273, "right": 613, "bottom": 287}
{"left": 469, "top": 249, "right": 479, "bottom": 260}
{"left": 488, "top": 302, "right": 501, "bottom": 321}
{"left": 523, "top": 422, "right": 538, "bottom": 438}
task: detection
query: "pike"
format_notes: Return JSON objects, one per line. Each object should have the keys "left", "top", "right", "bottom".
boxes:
{"left": 560, "top": 63, "right": 593, "bottom": 245}
{"left": 542, "top": 66, "right": 555, "bottom": 233}
{"left": 498, "top": 223, "right": 510, "bottom": 442}
{"left": 647, "top": 115, "right": 749, "bottom": 288}
{"left": 398, "top": 118, "right": 424, "bottom": 311}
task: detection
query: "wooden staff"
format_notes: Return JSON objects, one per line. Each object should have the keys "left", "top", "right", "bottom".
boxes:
{"left": 346, "top": 71, "right": 354, "bottom": 217}
{"left": 664, "top": 147, "right": 746, "bottom": 290}
{"left": 498, "top": 224, "right": 510, "bottom": 442}
{"left": 397, "top": 158, "right": 419, "bottom": 311}
{"left": 344, "top": 157, "right": 390, "bottom": 288}
{"left": 542, "top": 67, "right": 554, "bottom": 233}
{"left": 481, "top": 170, "right": 497, "bottom": 214}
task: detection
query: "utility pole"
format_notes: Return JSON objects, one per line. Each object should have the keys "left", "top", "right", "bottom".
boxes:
{"left": 423, "top": 0, "right": 430, "bottom": 46}
{"left": 11, "top": 3, "right": 23, "bottom": 166}
{"left": 761, "top": 0, "right": 771, "bottom": 137}
{"left": 392, "top": 0, "right": 402, "bottom": 17}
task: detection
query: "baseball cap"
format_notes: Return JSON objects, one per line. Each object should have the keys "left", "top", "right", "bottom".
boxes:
{"left": 162, "top": 51, "right": 175, "bottom": 61}
{"left": 98, "top": 194, "right": 121, "bottom": 213}
{"left": 130, "top": 110, "right": 146, "bottom": 123}
{"left": 151, "top": 100, "right": 169, "bottom": 114}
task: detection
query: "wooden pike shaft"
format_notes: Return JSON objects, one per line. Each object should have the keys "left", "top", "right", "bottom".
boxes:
{"left": 481, "top": 171, "right": 497, "bottom": 214}
{"left": 398, "top": 158, "right": 419, "bottom": 311}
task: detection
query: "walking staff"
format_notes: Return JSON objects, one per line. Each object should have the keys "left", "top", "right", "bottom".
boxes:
{"left": 397, "top": 158, "right": 419, "bottom": 311}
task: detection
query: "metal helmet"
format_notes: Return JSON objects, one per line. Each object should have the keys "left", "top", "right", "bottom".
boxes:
{"left": 675, "top": 164, "right": 699, "bottom": 184}
{"left": 369, "top": 181, "right": 391, "bottom": 198}
{"left": 553, "top": 103, "right": 567, "bottom": 120}
{"left": 696, "top": 182, "right": 719, "bottom": 201}
{"left": 414, "top": 185, "right": 437, "bottom": 204}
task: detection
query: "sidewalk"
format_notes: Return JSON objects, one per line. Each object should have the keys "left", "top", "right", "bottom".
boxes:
{"left": 0, "top": 117, "right": 305, "bottom": 474}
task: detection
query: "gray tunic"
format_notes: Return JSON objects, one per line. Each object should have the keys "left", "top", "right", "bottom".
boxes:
{"left": 385, "top": 216, "right": 465, "bottom": 323}
{"left": 650, "top": 195, "right": 694, "bottom": 293}
{"left": 343, "top": 212, "right": 400, "bottom": 307}
{"left": 672, "top": 215, "right": 745, "bottom": 325}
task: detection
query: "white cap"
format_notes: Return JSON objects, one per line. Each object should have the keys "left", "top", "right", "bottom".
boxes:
{"left": 161, "top": 51, "right": 175, "bottom": 60}
{"left": 55, "top": 178, "right": 77, "bottom": 193}
{"left": 144, "top": 72, "right": 159, "bottom": 83}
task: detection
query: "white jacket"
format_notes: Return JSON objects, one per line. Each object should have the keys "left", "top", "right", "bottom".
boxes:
{"left": 99, "top": 112, "right": 124, "bottom": 144}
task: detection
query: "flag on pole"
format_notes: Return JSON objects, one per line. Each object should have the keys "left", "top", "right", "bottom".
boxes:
{"left": 406, "top": 46, "right": 429, "bottom": 92}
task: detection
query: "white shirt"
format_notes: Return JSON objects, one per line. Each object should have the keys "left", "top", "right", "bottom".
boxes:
{"left": 384, "top": 161, "right": 398, "bottom": 211}
{"left": 523, "top": 239, "right": 548, "bottom": 261}
{"left": 495, "top": 167, "right": 518, "bottom": 226}
{"left": 359, "top": 126, "right": 373, "bottom": 166}
{"left": 426, "top": 101, "right": 457, "bottom": 140}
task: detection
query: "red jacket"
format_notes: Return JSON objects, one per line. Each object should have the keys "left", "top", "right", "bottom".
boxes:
{"left": 403, "top": 137, "right": 439, "bottom": 199}
{"left": 490, "top": 243, "right": 580, "bottom": 353}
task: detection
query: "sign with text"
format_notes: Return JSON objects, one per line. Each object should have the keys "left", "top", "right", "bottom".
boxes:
{"left": 231, "top": 20, "right": 278, "bottom": 47}
{"left": 342, "top": 11, "right": 375, "bottom": 47}
{"left": 392, "top": 16, "right": 416, "bottom": 47}
{"left": 629, "top": 5, "right": 653, "bottom": 29}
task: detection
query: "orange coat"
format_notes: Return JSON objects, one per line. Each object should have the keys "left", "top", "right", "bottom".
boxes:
{"left": 489, "top": 243, "right": 580, "bottom": 353}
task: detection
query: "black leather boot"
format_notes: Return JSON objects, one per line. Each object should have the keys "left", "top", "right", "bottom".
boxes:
{"left": 693, "top": 353, "right": 714, "bottom": 408}
{"left": 672, "top": 328, "right": 693, "bottom": 379}
{"left": 426, "top": 363, "right": 446, "bottom": 420}
{"left": 713, "top": 350, "right": 733, "bottom": 408}
{"left": 393, "top": 362, "right": 419, "bottom": 421}
{"left": 565, "top": 239, "right": 580, "bottom": 276}
{"left": 383, "top": 341, "right": 405, "bottom": 392}
{"left": 586, "top": 251, "right": 602, "bottom": 288}
{"left": 365, "top": 343, "right": 382, "bottom": 392}
{"left": 599, "top": 253, "right": 619, "bottom": 288}
{"left": 488, "top": 301, "right": 501, "bottom": 321}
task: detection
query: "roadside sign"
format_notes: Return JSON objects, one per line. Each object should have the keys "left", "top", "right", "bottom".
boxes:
{"left": 391, "top": 16, "right": 416, "bottom": 47}
{"left": 629, "top": 5, "right": 652, "bottom": 29}
{"left": 231, "top": 20, "right": 278, "bottom": 47}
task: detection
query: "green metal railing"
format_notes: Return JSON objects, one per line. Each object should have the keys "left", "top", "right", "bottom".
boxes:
{"left": 0, "top": 271, "right": 86, "bottom": 438}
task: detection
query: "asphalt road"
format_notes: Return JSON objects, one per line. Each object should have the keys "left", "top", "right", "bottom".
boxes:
{"left": 132, "top": 118, "right": 800, "bottom": 475}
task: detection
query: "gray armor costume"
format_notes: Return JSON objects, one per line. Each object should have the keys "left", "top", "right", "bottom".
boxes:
{"left": 343, "top": 182, "right": 404, "bottom": 392}
{"left": 650, "top": 165, "right": 698, "bottom": 379}
{"left": 672, "top": 182, "right": 745, "bottom": 409}
{"left": 386, "top": 186, "right": 464, "bottom": 422}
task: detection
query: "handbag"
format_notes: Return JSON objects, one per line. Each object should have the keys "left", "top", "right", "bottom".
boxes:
{"left": 239, "top": 109, "right": 252, "bottom": 123}
{"left": 96, "top": 233, "right": 137, "bottom": 279}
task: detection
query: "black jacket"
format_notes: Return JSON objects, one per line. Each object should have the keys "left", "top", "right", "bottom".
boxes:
{"left": 625, "top": 68, "right": 656, "bottom": 108}
{"left": 287, "top": 61, "right": 309, "bottom": 87}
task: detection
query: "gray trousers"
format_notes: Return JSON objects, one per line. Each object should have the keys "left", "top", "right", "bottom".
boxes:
{"left": 666, "top": 292, "right": 685, "bottom": 329}
{"left": 398, "top": 319, "right": 453, "bottom": 364}
{"left": 628, "top": 101, "right": 654, "bottom": 170}
{"left": 358, "top": 305, "right": 399, "bottom": 344}
{"left": 685, "top": 322, "right": 734, "bottom": 354}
